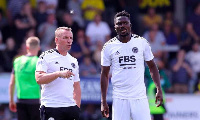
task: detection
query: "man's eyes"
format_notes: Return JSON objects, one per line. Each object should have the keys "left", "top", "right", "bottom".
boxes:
{"left": 63, "top": 37, "right": 73, "bottom": 39}
{"left": 116, "top": 22, "right": 128, "bottom": 25}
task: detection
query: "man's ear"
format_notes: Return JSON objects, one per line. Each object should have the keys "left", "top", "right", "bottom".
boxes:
{"left": 114, "top": 25, "right": 116, "bottom": 31}
{"left": 26, "top": 46, "right": 29, "bottom": 50}
{"left": 55, "top": 38, "right": 58, "bottom": 44}
{"left": 130, "top": 23, "right": 132, "bottom": 27}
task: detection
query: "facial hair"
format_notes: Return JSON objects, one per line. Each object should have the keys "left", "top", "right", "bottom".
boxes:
{"left": 119, "top": 32, "right": 129, "bottom": 37}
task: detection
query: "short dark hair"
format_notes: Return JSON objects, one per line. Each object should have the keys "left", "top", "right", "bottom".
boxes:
{"left": 114, "top": 10, "right": 130, "bottom": 21}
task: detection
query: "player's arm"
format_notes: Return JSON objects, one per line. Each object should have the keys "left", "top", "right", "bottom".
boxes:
{"left": 9, "top": 73, "right": 17, "bottom": 112}
{"left": 35, "top": 70, "right": 74, "bottom": 84}
{"left": 146, "top": 60, "right": 163, "bottom": 107}
{"left": 100, "top": 66, "right": 110, "bottom": 118}
{"left": 73, "top": 81, "right": 81, "bottom": 108}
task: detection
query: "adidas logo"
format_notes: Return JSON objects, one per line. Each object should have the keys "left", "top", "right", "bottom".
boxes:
{"left": 55, "top": 62, "right": 59, "bottom": 64}
{"left": 115, "top": 51, "right": 120, "bottom": 55}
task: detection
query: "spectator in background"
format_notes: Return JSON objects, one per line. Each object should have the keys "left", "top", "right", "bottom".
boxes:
{"left": 81, "top": 0, "right": 105, "bottom": 25}
{"left": 70, "top": 29, "right": 90, "bottom": 63}
{"left": 142, "top": 7, "right": 163, "bottom": 31}
{"left": 163, "top": 21, "right": 179, "bottom": 62}
{"left": 60, "top": 11, "right": 80, "bottom": 43}
{"left": 34, "top": 1, "right": 48, "bottom": 30}
{"left": 187, "top": 2, "right": 200, "bottom": 43}
{"left": 0, "top": 8, "right": 11, "bottom": 43}
{"left": 186, "top": 42, "right": 200, "bottom": 74}
{"left": 1, "top": 37, "right": 17, "bottom": 72}
{"left": 173, "top": 24, "right": 189, "bottom": 50}
{"left": 0, "top": 37, "right": 6, "bottom": 71}
{"left": 9, "top": 37, "right": 40, "bottom": 120}
{"left": 6, "top": 0, "right": 28, "bottom": 25}
{"left": 170, "top": 50, "right": 193, "bottom": 93}
{"left": 0, "top": 8, "right": 8, "bottom": 30}
{"left": 45, "top": 0, "right": 58, "bottom": 13}
{"left": 86, "top": 14, "right": 111, "bottom": 51}
{"left": 24, "top": 28, "right": 36, "bottom": 40}
{"left": 163, "top": 10, "right": 176, "bottom": 26}
{"left": 0, "top": 30, "right": 5, "bottom": 50}
{"left": 38, "top": 12, "right": 57, "bottom": 51}
{"left": 92, "top": 40, "right": 103, "bottom": 73}
{"left": 185, "top": 42, "right": 200, "bottom": 92}
{"left": 38, "top": 0, "right": 58, "bottom": 13}
{"left": 67, "top": 0, "right": 84, "bottom": 27}
{"left": 79, "top": 55, "right": 97, "bottom": 77}
{"left": 163, "top": 21, "right": 178, "bottom": 45}
{"left": 14, "top": 2, "right": 36, "bottom": 49}
{"left": 143, "top": 23, "right": 166, "bottom": 61}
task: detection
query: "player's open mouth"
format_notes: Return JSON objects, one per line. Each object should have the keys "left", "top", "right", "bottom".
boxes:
{"left": 121, "top": 29, "right": 127, "bottom": 34}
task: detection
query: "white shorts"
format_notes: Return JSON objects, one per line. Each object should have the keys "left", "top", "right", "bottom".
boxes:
{"left": 112, "top": 98, "right": 151, "bottom": 120}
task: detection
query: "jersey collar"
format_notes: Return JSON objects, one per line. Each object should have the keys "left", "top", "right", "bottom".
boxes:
{"left": 53, "top": 48, "right": 60, "bottom": 54}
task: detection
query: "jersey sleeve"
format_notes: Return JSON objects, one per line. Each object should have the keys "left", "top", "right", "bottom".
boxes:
{"left": 36, "top": 56, "right": 48, "bottom": 73}
{"left": 143, "top": 39, "right": 154, "bottom": 61}
{"left": 101, "top": 44, "right": 111, "bottom": 66}
{"left": 73, "top": 59, "right": 80, "bottom": 82}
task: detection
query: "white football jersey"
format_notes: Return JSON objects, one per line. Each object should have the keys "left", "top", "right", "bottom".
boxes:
{"left": 36, "top": 49, "right": 80, "bottom": 107}
{"left": 101, "top": 34, "right": 154, "bottom": 99}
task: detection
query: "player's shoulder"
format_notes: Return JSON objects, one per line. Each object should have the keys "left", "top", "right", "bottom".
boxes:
{"left": 132, "top": 34, "right": 149, "bottom": 43}
{"left": 132, "top": 34, "right": 146, "bottom": 40}
{"left": 68, "top": 53, "right": 78, "bottom": 63}
{"left": 102, "top": 37, "right": 118, "bottom": 51}
{"left": 39, "top": 49, "right": 56, "bottom": 59}
{"left": 14, "top": 55, "right": 24, "bottom": 63}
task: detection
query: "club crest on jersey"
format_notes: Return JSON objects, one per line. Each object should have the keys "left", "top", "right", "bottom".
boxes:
{"left": 48, "top": 117, "right": 54, "bottom": 120}
{"left": 132, "top": 47, "right": 138, "bottom": 53}
{"left": 71, "top": 63, "right": 75, "bottom": 68}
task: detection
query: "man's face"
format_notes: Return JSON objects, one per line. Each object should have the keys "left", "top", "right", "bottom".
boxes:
{"left": 114, "top": 16, "right": 131, "bottom": 37}
{"left": 56, "top": 30, "right": 73, "bottom": 51}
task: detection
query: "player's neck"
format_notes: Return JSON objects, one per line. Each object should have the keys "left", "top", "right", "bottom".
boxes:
{"left": 117, "top": 34, "right": 131, "bottom": 43}
{"left": 56, "top": 47, "right": 68, "bottom": 56}
{"left": 27, "top": 51, "right": 37, "bottom": 56}
{"left": 26, "top": 53, "right": 36, "bottom": 56}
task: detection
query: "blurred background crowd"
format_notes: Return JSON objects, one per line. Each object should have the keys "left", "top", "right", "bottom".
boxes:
{"left": 0, "top": 0, "right": 200, "bottom": 120}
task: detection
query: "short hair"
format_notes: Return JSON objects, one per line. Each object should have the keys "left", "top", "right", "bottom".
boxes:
{"left": 26, "top": 37, "right": 40, "bottom": 49}
{"left": 114, "top": 10, "right": 130, "bottom": 21}
{"left": 55, "top": 27, "right": 72, "bottom": 37}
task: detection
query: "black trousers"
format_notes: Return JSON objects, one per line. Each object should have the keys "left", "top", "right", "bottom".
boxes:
{"left": 17, "top": 103, "right": 40, "bottom": 120}
{"left": 153, "top": 114, "right": 164, "bottom": 120}
{"left": 40, "top": 105, "right": 80, "bottom": 120}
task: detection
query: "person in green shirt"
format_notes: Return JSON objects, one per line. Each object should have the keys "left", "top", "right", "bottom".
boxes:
{"left": 145, "top": 59, "right": 172, "bottom": 120}
{"left": 9, "top": 36, "right": 41, "bottom": 120}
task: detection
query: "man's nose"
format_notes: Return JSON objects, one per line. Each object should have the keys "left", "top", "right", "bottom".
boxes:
{"left": 67, "top": 39, "right": 72, "bottom": 43}
{"left": 119, "top": 23, "right": 126, "bottom": 27}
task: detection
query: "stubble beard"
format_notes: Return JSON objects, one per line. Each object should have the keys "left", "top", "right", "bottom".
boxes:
{"left": 119, "top": 32, "right": 130, "bottom": 37}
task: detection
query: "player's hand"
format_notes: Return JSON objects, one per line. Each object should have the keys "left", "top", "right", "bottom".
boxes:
{"left": 59, "top": 70, "right": 75, "bottom": 78}
{"left": 101, "top": 101, "right": 109, "bottom": 118}
{"left": 155, "top": 89, "right": 163, "bottom": 107}
{"left": 9, "top": 101, "right": 17, "bottom": 112}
